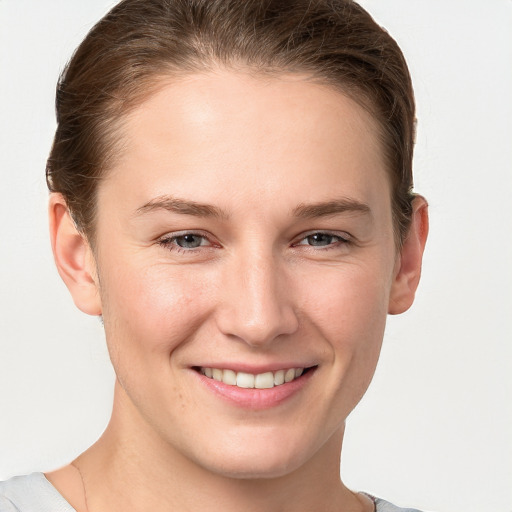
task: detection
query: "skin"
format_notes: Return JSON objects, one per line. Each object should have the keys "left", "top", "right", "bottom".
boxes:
{"left": 47, "top": 70, "right": 428, "bottom": 512}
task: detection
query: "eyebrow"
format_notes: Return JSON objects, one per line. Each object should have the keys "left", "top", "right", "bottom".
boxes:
{"left": 135, "top": 195, "right": 228, "bottom": 219}
{"left": 292, "top": 198, "right": 371, "bottom": 219}
{"left": 135, "top": 195, "right": 370, "bottom": 220}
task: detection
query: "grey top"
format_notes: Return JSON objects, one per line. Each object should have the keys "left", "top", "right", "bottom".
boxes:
{"left": 0, "top": 473, "right": 75, "bottom": 511}
{"left": 0, "top": 473, "right": 424, "bottom": 511}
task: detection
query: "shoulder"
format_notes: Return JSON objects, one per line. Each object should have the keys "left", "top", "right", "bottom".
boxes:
{"left": 0, "top": 494, "right": 17, "bottom": 512}
{"left": 373, "top": 495, "right": 426, "bottom": 512}
{"left": 362, "top": 493, "right": 426, "bottom": 512}
{"left": 0, "top": 473, "right": 75, "bottom": 512}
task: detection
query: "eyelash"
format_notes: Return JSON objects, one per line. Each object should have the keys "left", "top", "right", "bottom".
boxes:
{"left": 157, "top": 230, "right": 352, "bottom": 254}
{"left": 293, "top": 231, "right": 352, "bottom": 250}
{"left": 158, "top": 231, "right": 215, "bottom": 254}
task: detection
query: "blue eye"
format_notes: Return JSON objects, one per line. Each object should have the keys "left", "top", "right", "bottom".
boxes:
{"left": 174, "top": 234, "right": 206, "bottom": 249}
{"left": 297, "top": 232, "right": 350, "bottom": 248}
{"left": 159, "top": 232, "right": 211, "bottom": 251}
{"left": 306, "top": 233, "right": 336, "bottom": 246}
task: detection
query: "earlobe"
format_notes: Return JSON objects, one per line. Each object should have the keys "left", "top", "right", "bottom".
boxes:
{"left": 49, "top": 193, "right": 102, "bottom": 316}
{"left": 388, "top": 196, "right": 429, "bottom": 315}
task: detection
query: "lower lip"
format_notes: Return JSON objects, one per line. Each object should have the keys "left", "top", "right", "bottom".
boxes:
{"left": 194, "top": 369, "right": 316, "bottom": 410}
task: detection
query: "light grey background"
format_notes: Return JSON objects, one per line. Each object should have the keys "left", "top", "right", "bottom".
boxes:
{"left": 1, "top": 1, "right": 511, "bottom": 511}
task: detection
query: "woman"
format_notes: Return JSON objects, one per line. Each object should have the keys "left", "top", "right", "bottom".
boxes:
{"left": 0, "top": 0, "right": 428, "bottom": 510}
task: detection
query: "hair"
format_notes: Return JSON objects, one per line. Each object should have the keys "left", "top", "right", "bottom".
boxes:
{"left": 46, "top": 0, "right": 416, "bottom": 246}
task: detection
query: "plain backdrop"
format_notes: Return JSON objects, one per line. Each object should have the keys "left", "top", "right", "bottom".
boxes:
{"left": 0, "top": 1, "right": 511, "bottom": 511}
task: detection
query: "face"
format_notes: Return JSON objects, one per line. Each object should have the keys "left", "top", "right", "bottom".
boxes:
{"left": 89, "top": 71, "right": 400, "bottom": 478}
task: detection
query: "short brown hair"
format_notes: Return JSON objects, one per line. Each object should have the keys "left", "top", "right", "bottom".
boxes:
{"left": 46, "top": 0, "right": 416, "bottom": 245}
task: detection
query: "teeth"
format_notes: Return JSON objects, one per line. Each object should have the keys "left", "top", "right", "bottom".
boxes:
{"left": 284, "top": 368, "right": 296, "bottom": 383}
{"left": 222, "top": 369, "right": 237, "bottom": 385}
{"left": 274, "top": 369, "right": 285, "bottom": 386}
{"left": 236, "top": 372, "right": 255, "bottom": 388}
{"left": 200, "top": 367, "right": 307, "bottom": 389}
{"left": 254, "top": 372, "right": 274, "bottom": 389}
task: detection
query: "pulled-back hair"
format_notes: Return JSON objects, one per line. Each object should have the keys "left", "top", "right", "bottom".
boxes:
{"left": 46, "top": 0, "right": 416, "bottom": 245}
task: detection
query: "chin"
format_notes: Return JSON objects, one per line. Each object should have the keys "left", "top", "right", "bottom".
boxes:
{"left": 203, "top": 453, "right": 305, "bottom": 480}
{"left": 184, "top": 427, "right": 321, "bottom": 480}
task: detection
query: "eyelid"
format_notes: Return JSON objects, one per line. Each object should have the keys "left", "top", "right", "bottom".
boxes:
{"left": 293, "top": 230, "right": 352, "bottom": 245}
{"left": 157, "top": 230, "right": 217, "bottom": 249}
{"left": 156, "top": 229, "right": 352, "bottom": 253}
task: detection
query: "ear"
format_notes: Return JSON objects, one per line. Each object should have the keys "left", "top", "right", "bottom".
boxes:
{"left": 49, "top": 193, "right": 102, "bottom": 316}
{"left": 388, "top": 196, "right": 429, "bottom": 315}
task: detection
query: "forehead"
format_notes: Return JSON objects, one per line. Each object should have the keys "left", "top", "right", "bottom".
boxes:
{"left": 102, "top": 70, "right": 390, "bottom": 217}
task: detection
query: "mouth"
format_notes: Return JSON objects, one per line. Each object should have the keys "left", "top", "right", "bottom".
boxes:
{"left": 194, "top": 366, "right": 315, "bottom": 389}
{"left": 192, "top": 365, "right": 317, "bottom": 409}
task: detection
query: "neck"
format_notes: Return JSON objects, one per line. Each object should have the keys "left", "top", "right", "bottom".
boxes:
{"left": 74, "top": 382, "right": 367, "bottom": 512}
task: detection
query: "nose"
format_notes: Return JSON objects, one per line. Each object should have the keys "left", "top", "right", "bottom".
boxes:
{"left": 215, "top": 249, "right": 299, "bottom": 348}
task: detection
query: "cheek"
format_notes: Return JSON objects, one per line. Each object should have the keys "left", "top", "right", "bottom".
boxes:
{"left": 98, "top": 260, "right": 214, "bottom": 367}
{"left": 310, "top": 265, "right": 390, "bottom": 407}
{"left": 298, "top": 261, "right": 391, "bottom": 343}
{"left": 301, "top": 262, "right": 390, "bottom": 387}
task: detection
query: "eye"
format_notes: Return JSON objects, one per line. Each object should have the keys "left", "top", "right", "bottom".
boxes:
{"left": 158, "top": 232, "right": 211, "bottom": 251}
{"left": 174, "top": 233, "right": 208, "bottom": 249}
{"left": 295, "top": 232, "right": 350, "bottom": 248}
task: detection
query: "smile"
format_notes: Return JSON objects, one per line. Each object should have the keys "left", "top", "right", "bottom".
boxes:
{"left": 199, "top": 367, "right": 307, "bottom": 389}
